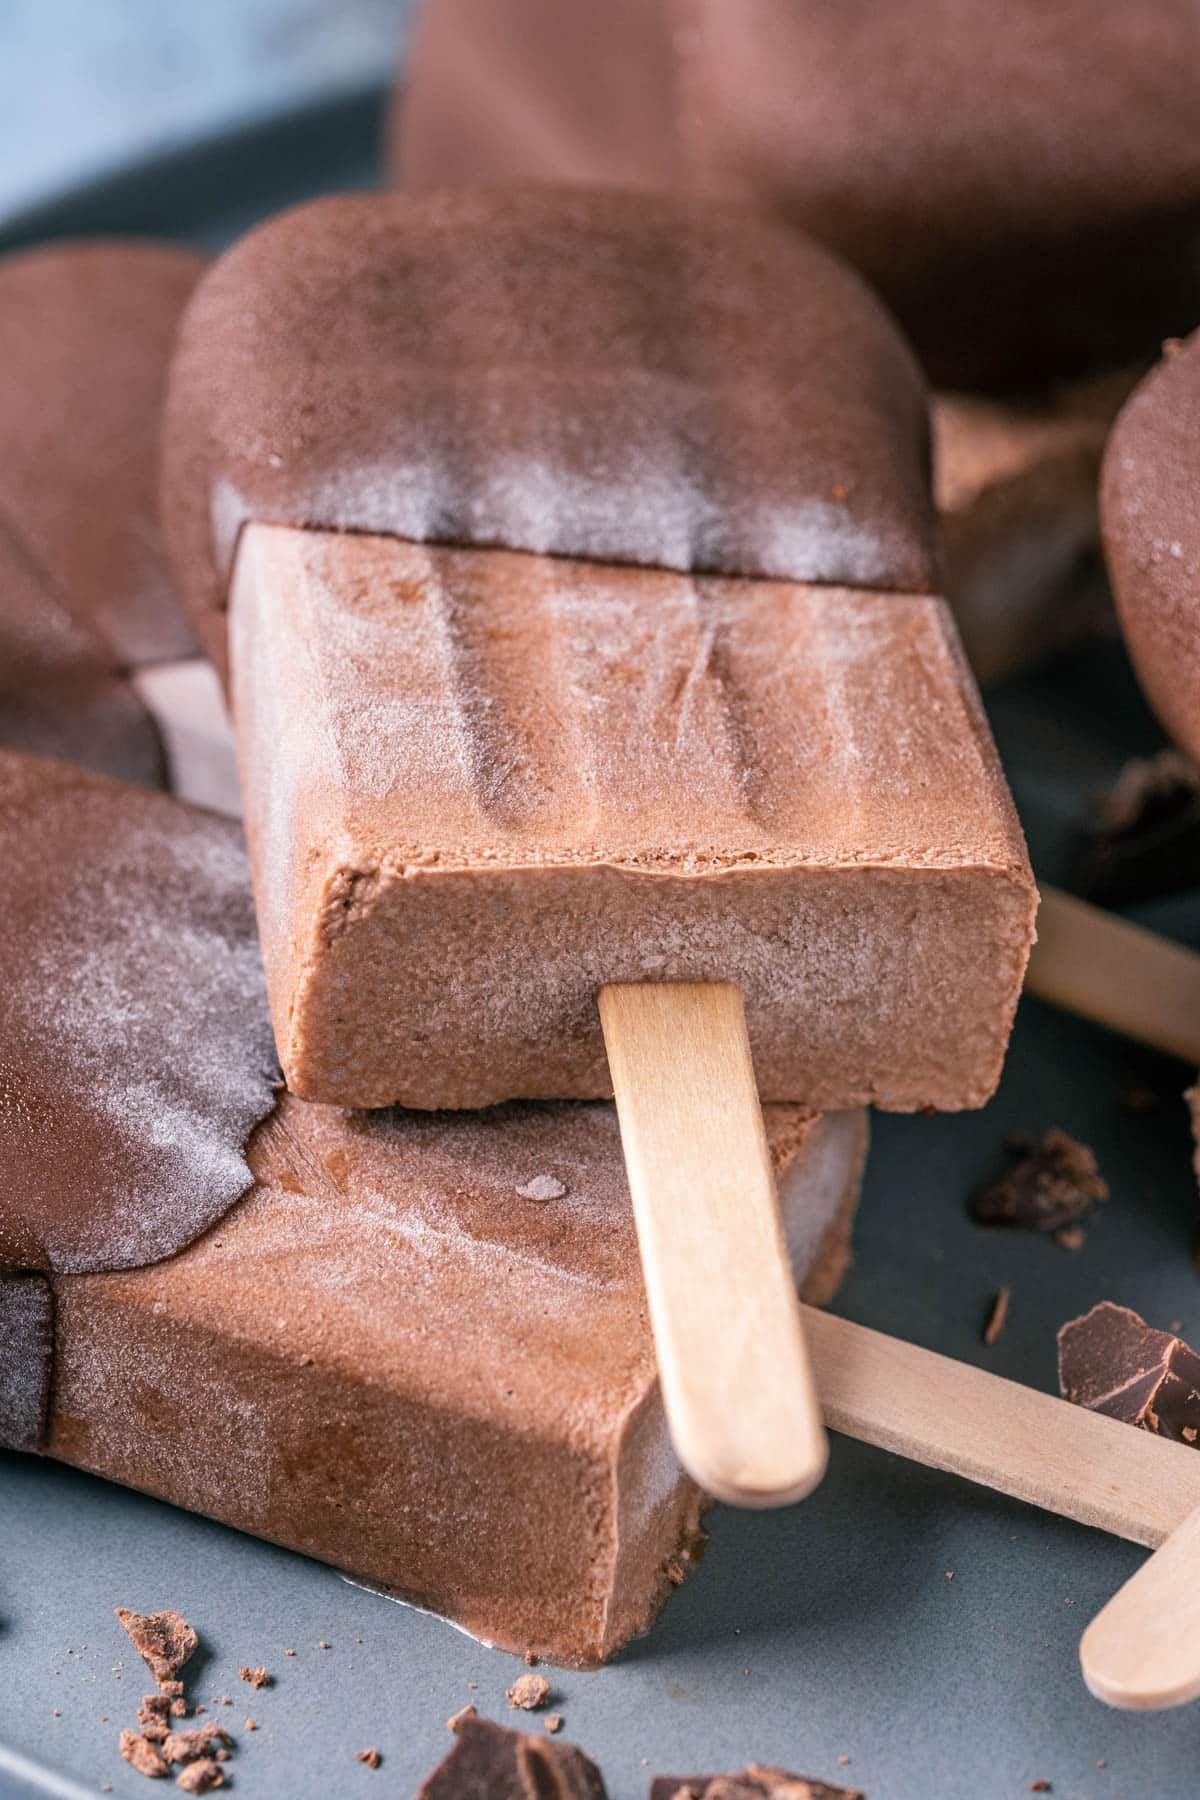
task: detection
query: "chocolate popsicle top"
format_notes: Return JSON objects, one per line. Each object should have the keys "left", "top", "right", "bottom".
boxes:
{"left": 1101, "top": 330, "right": 1200, "bottom": 762}
{"left": 0, "top": 239, "right": 204, "bottom": 669}
{"left": 0, "top": 750, "right": 279, "bottom": 1277}
{"left": 162, "top": 185, "right": 938, "bottom": 674}
{"left": 395, "top": 0, "right": 1200, "bottom": 391}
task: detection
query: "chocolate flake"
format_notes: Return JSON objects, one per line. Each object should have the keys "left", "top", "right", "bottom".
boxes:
{"left": 119, "top": 1728, "right": 170, "bottom": 1778}
{"left": 175, "top": 1761, "right": 225, "bottom": 1793}
{"left": 418, "top": 1713, "right": 607, "bottom": 1799}
{"left": 982, "top": 1286, "right": 1010, "bottom": 1346}
{"left": 239, "top": 1664, "right": 271, "bottom": 1688}
{"left": 116, "top": 1612, "right": 198, "bottom": 1690}
{"left": 650, "top": 1767, "right": 864, "bottom": 1800}
{"left": 973, "top": 1130, "right": 1107, "bottom": 1234}
{"left": 507, "top": 1672, "right": 551, "bottom": 1711}
{"left": 357, "top": 1748, "right": 382, "bottom": 1769}
{"left": 1059, "top": 1302, "right": 1200, "bottom": 1444}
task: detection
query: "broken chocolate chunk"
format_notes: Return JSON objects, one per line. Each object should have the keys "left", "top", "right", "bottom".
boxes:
{"left": 973, "top": 1130, "right": 1107, "bottom": 1234}
{"left": 138, "top": 1694, "right": 172, "bottom": 1741}
{"left": 175, "top": 1761, "right": 225, "bottom": 1794}
{"left": 650, "top": 1767, "right": 864, "bottom": 1800}
{"left": 1073, "top": 750, "right": 1200, "bottom": 907}
{"left": 119, "top": 1728, "right": 170, "bottom": 1779}
{"left": 1059, "top": 1302, "right": 1200, "bottom": 1443}
{"left": 357, "top": 1747, "right": 382, "bottom": 1769}
{"left": 418, "top": 1713, "right": 607, "bottom": 1799}
{"left": 116, "top": 1610, "right": 198, "bottom": 1689}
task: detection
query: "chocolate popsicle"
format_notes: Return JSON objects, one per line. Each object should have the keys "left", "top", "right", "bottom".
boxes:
{"left": 0, "top": 239, "right": 237, "bottom": 808}
{"left": 394, "top": 0, "right": 1200, "bottom": 392}
{"left": 162, "top": 187, "right": 1036, "bottom": 1504}
{"left": 0, "top": 749, "right": 866, "bottom": 1667}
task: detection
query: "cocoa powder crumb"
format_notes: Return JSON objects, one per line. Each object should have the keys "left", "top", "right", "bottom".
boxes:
{"left": 244, "top": 1719, "right": 257, "bottom": 1731}
{"left": 175, "top": 1761, "right": 225, "bottom": 1794}
{"left": 983, "top": 1286, "right": 1011, "bottom": 1346}
{"left": 139, "top": 1694, "right": 171, "bottom": 1741}
{"left": 285, "top": 1649, "right": 296, "bottom": 1657}
{"left": 115, "top": 1612, "right": 198, "bottom": 1691}
{"left": 163, "top": 1725, "right": 232, "bottom": 1765}
{"left": 119, "top": 1728, "right": 170, "bottom": 1778}
{"left": 544, "top": 1714, "right": 563, "bottom": 1734}
{"left": 506, "top": 1673, "right": 551, "bottom": 1711}
{"left": 524, "top": 1651, "right": 539, "bottom": 1666}
{"left": 240, "top": 1665, "right": 271, "bottom": 1689}
{"left": 170, "top": 1698, "right": 188, "bottom": 1718}
{"left": 318, "top": 1640, "right": 331, "bottom": 1650}
{"left": 1029, "top": 1784, "right": 1052, "bottom": 1793}
{"left": 357, "top": 1748, "right": 382, "bottom": 1769}
{"left": 1054, "top": 1224, "right": 1086, "bottom": 1252}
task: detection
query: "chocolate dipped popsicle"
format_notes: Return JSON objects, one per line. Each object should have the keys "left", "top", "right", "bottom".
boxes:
{"left": 0, "top": 749, "right": 866, "bottom": 1667}
{"left": 0, "top": 239, "right": 237, "bottom": 809}
{"left": 162, "top": 187, "right": 1037, "bottom": 1505}
{"left": 395, "top": 0, "right": 1200, "bottom": 392}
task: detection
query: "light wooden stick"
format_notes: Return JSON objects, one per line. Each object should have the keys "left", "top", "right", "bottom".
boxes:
{"left": 803, "top": 1306, "right": 1200, "bottom": 1547}
{"left": 1080, "top": 1505, "right": 1200, "bottom": 1710}
{"left": 1026, "top": 885, "right": 1200, "bottom": 1065}
{"left": 599, "top": 981, "right": 828, "bottom": 1508}
{"left": 130, "top": 658, "right": 241, "bottom": 817}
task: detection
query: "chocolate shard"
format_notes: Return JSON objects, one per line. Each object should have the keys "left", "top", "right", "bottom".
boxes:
{"left": 417, "top": 1713, "right": 607, "bottom": 1799}
{"left": 650, "top": 1767, "right": 864, "bottom": 1800}
{"left": 1058, "top": 1302, "right": 1200, "bottom": 1443}
{"left": 972, "top": 1130, "right": 1107, "bottom": 1233}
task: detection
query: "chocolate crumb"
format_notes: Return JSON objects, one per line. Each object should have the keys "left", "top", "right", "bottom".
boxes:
{"left": 284, "top": 1650, "right": 295, "bottom": 1658}
{"left": 1029, "top": 1783, "right": 1052, "bottom": 1793}
{"left": 169, "top": 1699, "right": 188, "bottom": 1718}
{"left": 507, "top": 1672, "right": 552, "bottom": 1711}
{"left": 239, "top": 1665, "right": 270, "bottom": 1689}
{"left": 119, "top": 1728, "right": 170, "bottom": 1779}
{"left": 983, "top": 1286, "right": 1011, "bottom": 1345}
{"left": 175, "top": 1761, "right": 225, "bottom": 1794}
{"left": 1054, "top": 1224, "right": 1086, "bottom": 1252}
{"left": 524, "top": 1651, "right": 539, "bottom": 1666}
{"left": 447, "top": 1704, "right": 477, "bottom": 1732}
{"left": 163, "top": 1725, "right": 232, "bottom": 1765}
{"left": 244, "top": 1719, "right": 257, "bottom": 1731}
{"left": 973, "top": 1130, "right": 1107, "bottom": 1234}
{"left": 357, "top": 1748, "right": 382, "bottom": 1769}
{"left": 139, "top": 1695, "right": 172, "bottom": 1741}
{"left": 161, "top": 1681, "right": 185, "bottom": 1699}
{"left": 318, "top": 1640, "right": 331, "bottom": 1650}
{"left": 545, "top": 1715, "right": 563, "bottom": 1734}
{"left": 115, "top": 1612, "right": 198, "bottom": 1691}
{"left": 1119, "top": 1082, "right": 1160, "bottom": 1113}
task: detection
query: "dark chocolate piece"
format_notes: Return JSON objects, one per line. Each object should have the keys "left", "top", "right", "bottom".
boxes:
{"left": 1058, "top": 1302, "right": 1200, "bottom": 1444}
{"left": 1073, "top": 750, "right": 1200, "bottom": 907}
{"left": 162, "top": 186, "right": 937, "bottom": 677}
{"left": 417, "top": 1713, "right": 607, "bottom": 1799}
{"left": 972, "top": 1131, "right": 1107, "bottom": 1234}
{"left": 650, "top": 1767, "right": 864, "bottom": 1800}
{"left": 395, "top": 0, "right": 1200, "bottom": 391}
{"left": 0, "top": 239, "right": 203, "bottom": 668}
{"left": 1103, "top": 330, "right": 1200, "bottom": 765}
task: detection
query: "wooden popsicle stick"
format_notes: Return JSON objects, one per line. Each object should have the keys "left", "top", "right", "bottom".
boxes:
{"left": 130, "top": 658, "right": 241, "bottom": 817}
{"left": 1079, "top": 1505, "right": 1200, "bottom": 1709}
{"left": 802, "top": 1305, "right": 1200, "bottom": 1548}
{"left": 1025, "top": 884, "right": 1200, "bottom": 1065}
{"left": 599, "top": 981, "right": 828, "bottom": 1508}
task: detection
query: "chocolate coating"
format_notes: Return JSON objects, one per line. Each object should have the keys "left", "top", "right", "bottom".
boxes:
{"left": 0, "top": 750, "right": 278, "bottom": 1277}
{"left": 162, "top": 186, "right": 937, "bottom": 668}
{"left": 396, "top": 0, "right": 1200, "bottom": 390}
{"left": 0, "top": 516, "right": 164, "bottom": 785}
{"left": 0, "top": 239, "right": 204, "bottom": 668}
{"left": 1102, "top": 331, "right": 1200, "bottom": 762}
